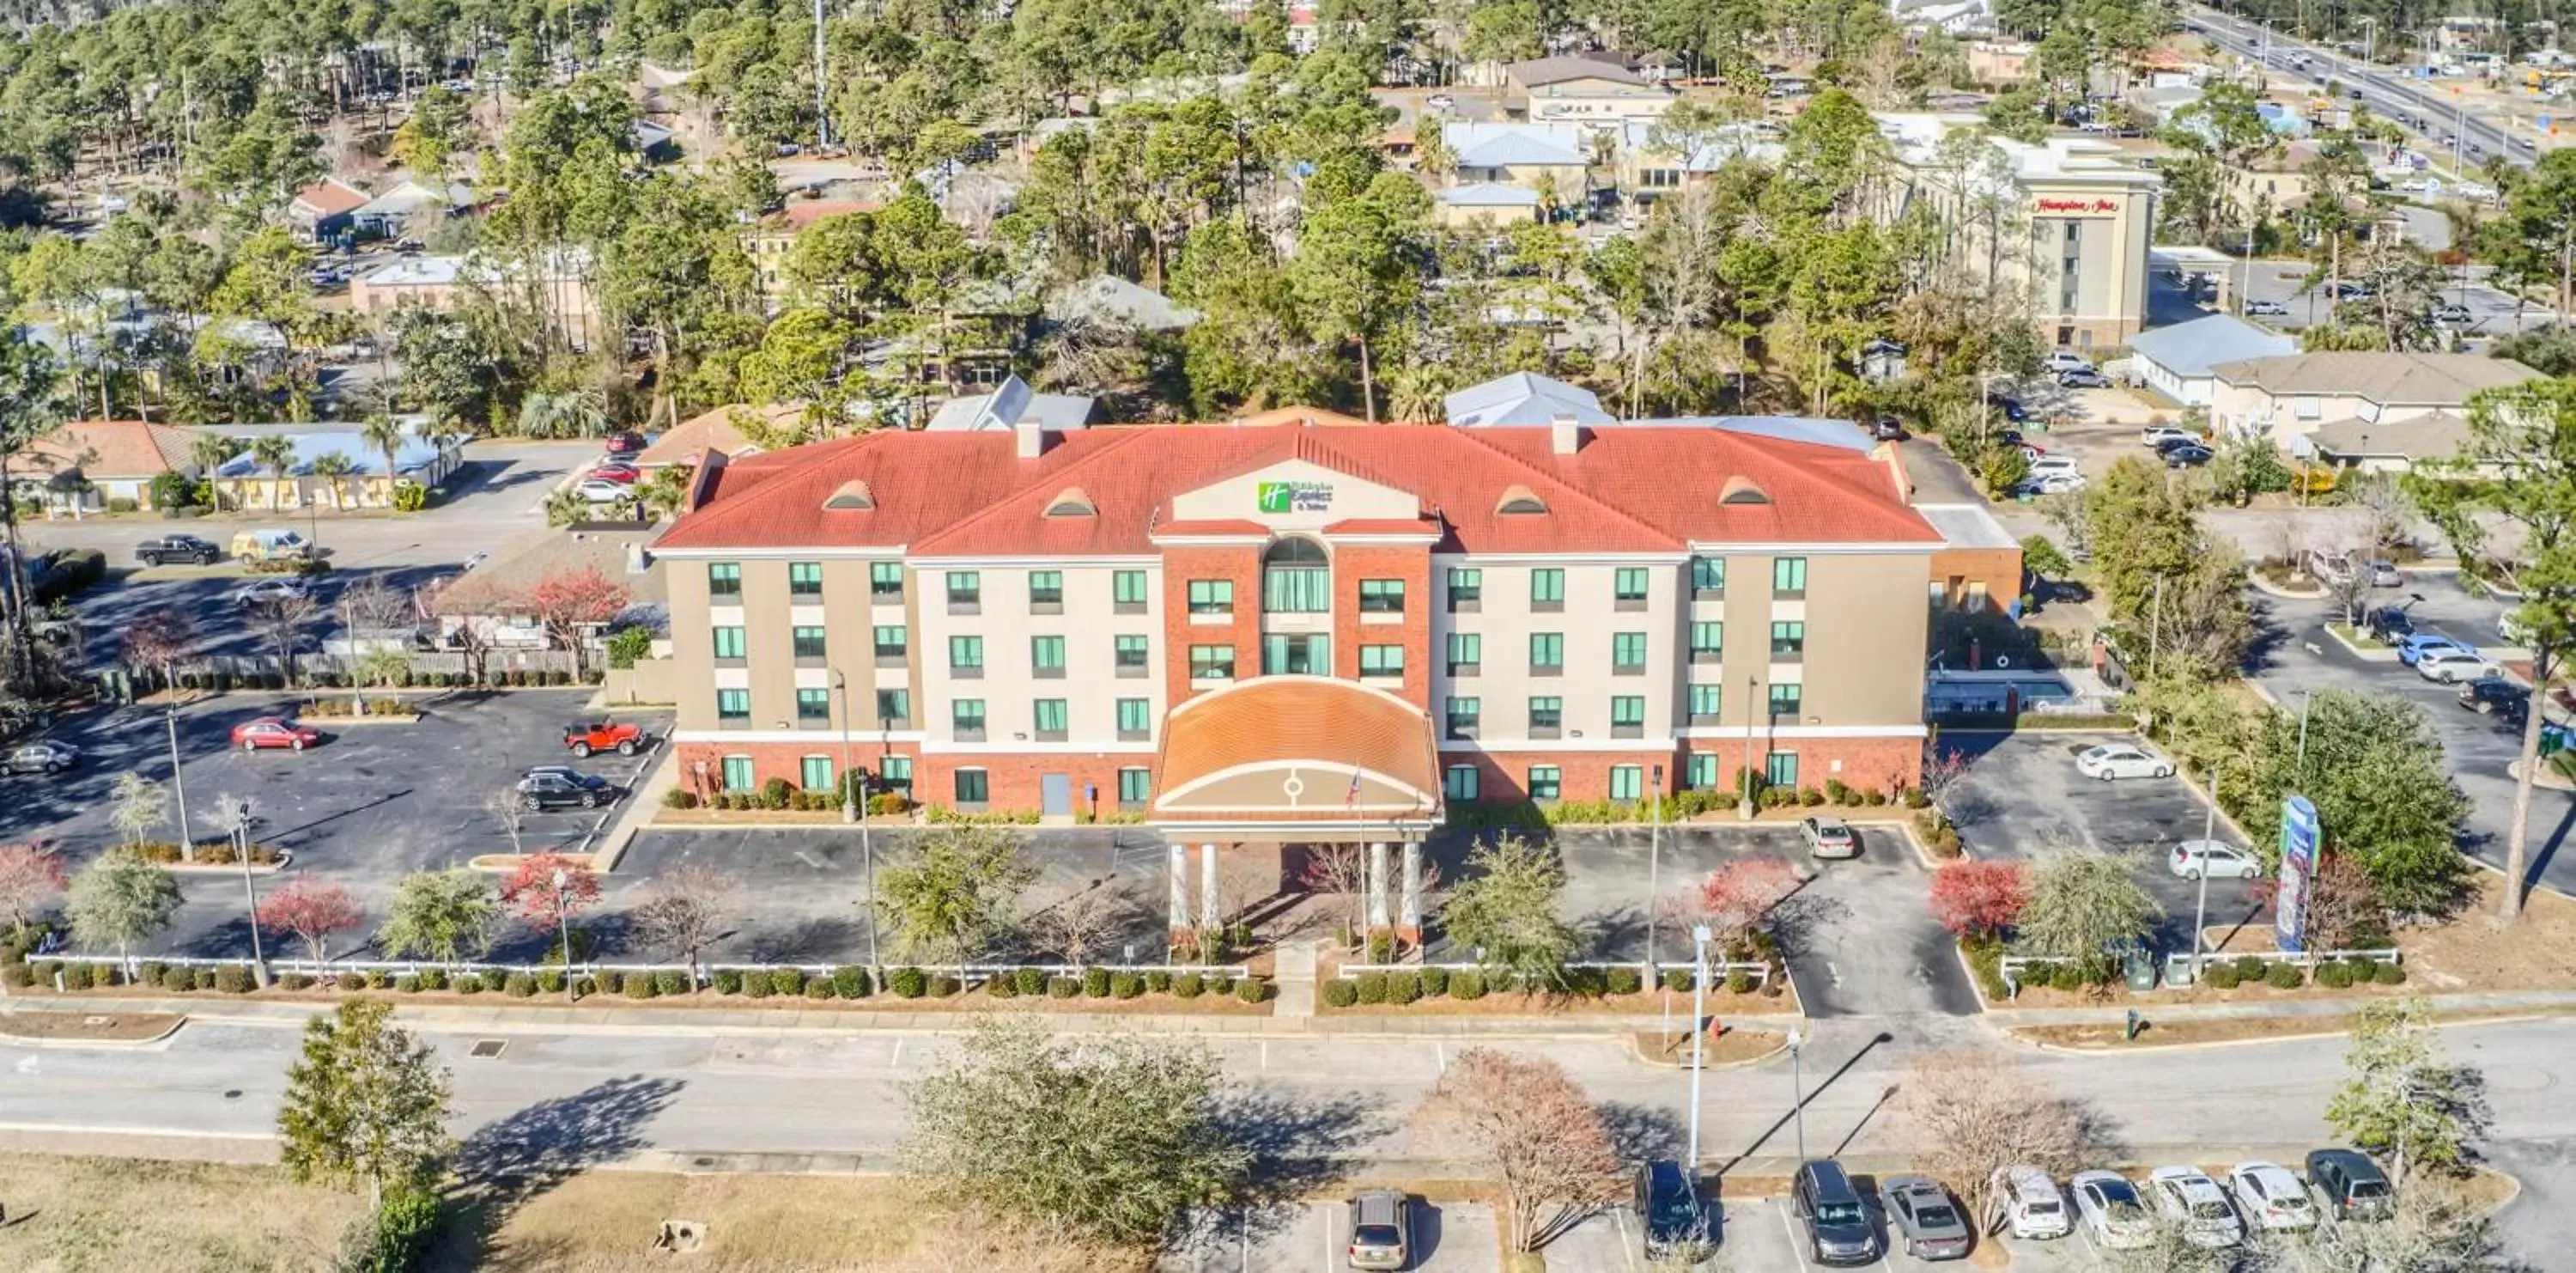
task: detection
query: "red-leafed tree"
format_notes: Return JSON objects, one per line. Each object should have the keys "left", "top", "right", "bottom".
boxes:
{"left": 1416, "top": 1048, "right": 1622, "bottom": 1252}
{"left": 517, "top": 564, "right": 630, "bottom": 678}
{"left": 1686, "top": 856, "right": 1805, "bottom": 946}
{"left": 0, "top": 838, "right": 69, "bottom": 944}
{"left": 2251, "top": 853, "right": 2386, "bottom": 950}
{"left": 120, "top": 608, "right": 197, "bottom": 691}
{"left": 255, "top": 877, "right": 366, "bottom": 961}
{"left": 1928, "top": 860, "right": 2032, "bottom": 940}
{"left": 499, "top": 850, "right": 602, "bottom": 928}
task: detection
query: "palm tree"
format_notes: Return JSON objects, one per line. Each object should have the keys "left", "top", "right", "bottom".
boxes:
{"left": 249, "top": 435, "right": 298, "bottom": 510}
{"left": 516, "top": 388, "right": 608, "bottom": 440}
{"left": 360, "top": 413, "right": 408, "bottom": 507}
{"left": 310, "top": 452, "right": 356, "bottom": 510}
{"left": 190, "top": 433, "right": 240, "bottom": 509}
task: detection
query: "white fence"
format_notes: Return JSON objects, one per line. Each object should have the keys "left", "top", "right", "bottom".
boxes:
{"left": 28, "top": 952, "right": 1252, "bottom": 993}
{"left": 1995, "top": 948, "right": 2400, "bottom": 996}
{"left": 1334, "top": 959, "right": 1774, "bottom": 986}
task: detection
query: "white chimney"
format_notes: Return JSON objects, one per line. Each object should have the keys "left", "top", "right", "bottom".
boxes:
{"left": 1015, "top": 417, "right": 1048, "bottom": 459}
{"left": 626, "top": 542, "right": 651, "bottom": 576}
{"left": 1550, "top": 413, "right": 1583, "bottom": 455}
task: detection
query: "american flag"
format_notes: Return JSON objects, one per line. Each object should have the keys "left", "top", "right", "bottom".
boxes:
{"left": 1344, "top": 766, "right": 1363, "bottom": 807}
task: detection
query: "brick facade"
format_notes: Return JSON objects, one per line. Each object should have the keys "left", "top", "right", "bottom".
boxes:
{"left": 1332, "top": 545, "right": 1434, "bottom": 711}
{"left": 1160, "top": 545, "right": 1261, "bottom": 704}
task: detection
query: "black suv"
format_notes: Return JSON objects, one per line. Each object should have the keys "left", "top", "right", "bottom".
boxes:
{"left": 1636, "top": 1160, "right": 1714, "bottom": 1261}
{"left": 514, "top": 770, "right": 620, "bottom": 812}
{"left": 134, "top": 534, "right": 221, "bottom": 566}
{"left": 2458, "top": 677, "right": 2530, "bottom": 724}
{"left": 2306, "top": 1148, "right": 2393, "bottom": 1221}
{"left": 1794, "top": 1160, "right": 1879, "bottom": 1265}
{"left": 2363, "top": 606, "right": 2415, "bottom": 645}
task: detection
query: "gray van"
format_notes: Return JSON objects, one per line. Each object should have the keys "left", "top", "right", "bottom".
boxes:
{"left": 1793, "top": 1160, "right": 1879, "bottom": 1265}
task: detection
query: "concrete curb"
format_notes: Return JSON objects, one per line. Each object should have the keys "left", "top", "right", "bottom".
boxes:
{"left": 2004, "top": 1012, "right": 2554, "bottom": 1058}
{"left": 1624, "top": 1027, "right": 1790, "bottom": 1071}
{"left": 0, "top": 1009, "right": 187, "bottom": 1050}
{"left": 1979, "top": 988, "right": 2576, "bottom": 1025}
{"left": 2245, "top": 568, "right": 2330, "bottom": 600}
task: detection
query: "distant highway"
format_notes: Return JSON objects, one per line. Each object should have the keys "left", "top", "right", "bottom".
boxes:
{"left": 2184, "top": 3, "right": 2540, "bottom": 171}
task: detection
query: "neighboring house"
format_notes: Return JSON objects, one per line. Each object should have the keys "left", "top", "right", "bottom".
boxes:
{"left": 1442, "top": 122, "right": 1593, "bottom": 197}
{"left": 1615, "top": 122, "right": 1782, "bottom": 204}
{"left": 745, "top": 198, "right": 881, "bottom": 301}
{"left": 1501, "top": 55, "right": 1674, "bottom": 124}
{"left": 636, "top": 404, "right": 797, "bottom": 468}
{"left": 924, "top": 374, "right": 1095, "bottom": 432}
{"left": 2302, "top": 411, "right": 2505, "bottom": 474}
{"left": 204, "top": 422, "right": 463, "bottom": 511}
{"left": 287, "top": 179, "right": 371, "bottom": 243}
{"left": 349, "top": 253, "right": 600, "bottom": 345}
{"left": 1044, "top": 275, "right": 1201, "bottom": 333}
{"left": 348, "top": 180, "right": 475, "bottom": 240}
{"left": 1444, "top": 372, "right": 1615, "bottom": 427}
{"left": 428, "top": 522, "right": 665, "bottom": 651}
{"left": 1917, "top": 503, "right": 2025, "bottom": 618}
{"left": 2208, "top": 351, "right": 2542, "bottom": 455}
{"left": 1433, "top": 182, "right": 1544, "bottom": 226}
{"left": 2127, "top": 314, "right": 2299, "bottom": 406}
{"left": 19, "top": 419, "right": 197, "bottom": 513}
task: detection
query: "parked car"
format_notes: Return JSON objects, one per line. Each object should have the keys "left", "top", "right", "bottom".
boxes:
{"left": 133, "top": 534, "right": 222, "bottom": 566}
{"left": 2072, "top": 1171, "right": 2155, "bottom": 1249}
{"left": 1992, "top": 397, "right": 2029, "bottom": 423}
{"left": 2499, "top": 610, "right": 2531, "bottom": 645}
{"left": 2365, "top": 559, "right": 2403, "bottom": 588}
{"left": 2015, "top": 472, "right": 2087, "bottom": 497}
{"left": 515, "top": 770, "right": 620, "bottom": 811}
{"left": 1880, "top": 1174, "right": 1971, "bottom": 1261}
{"left": 1873, "top": 416, "right": 1908, "bottom": 442}
{"left": 2246, "top": 299, "right": 2290, "bottom": 316}
{"left": 2141, "top": 425, "right": 2199, "bottom": 448}
{"left": 228, "top": 527, "right": 313, "bottom": 563}
{"left": 231, "top": 716, "right": 321, "bottom": 751}
{"left": 563, "top": 719, "right": 649, "bottom": 758}
{"left": 2416, "top": 648, "right": 2504, "bottom": 684}
{"left": 1634, "top": 1160, "right": 1713, "bottom": 1263}
{"left": 2363, "top": 606, "right": 2415, "bottom": 644}
{"left": 2164, "top": 443, "right": 2215, "bottom": 468}
{"left": 2147, "top": 1167, "right": 2244, "bottom": 1249}
{"left": 1344, "top": 1189, "right": 1412, "bottom": 1270}
{"left": 2306, "top": 1148, "right": 2394, "bottom": 1221}
{"left": 2058, "top": 368, "right": 2113, "bottom": 389}
{"left": 2075, "top": 742, "right": 2172, "bottom": 781}
{"left": 2044, "top": 350, "right": 2095, "bottom": 374}
{"left": 2305, "top": 550, "right": 2355, "bottom": 585}
{"left": 2169, "top": 839, "right": 2261, "bottom": 880}
{"left": 1793, "top": 1160, "right": 1880, "bottom": 1265}
{"left": 587, "top": 463, "right": 641, "bottom": 485}
{"left": 2433, "top": 303, "right": 2474, "bottom": 326}
{"left": 603, "top": 430, "right": 647, "bottom": 457}
{"left": 0, "top": 740, "right": 78, "bottom": 774}
{"left": 2026, "top": 455, "right": 2081, "bottom": 480}
{"left": 2395, "top": 632, "right": 2470, "bottom": 667}
{"left": 1801, "top": 816, "right": 1858, "bottom": 859}
{"left": 2227, "top": 1161, "right": 2320, "bottom": 1233}
{"left": 571, "top": 477, "right": 632, "bottom": 503}
{"left": 1991, "top": 1166, "right": 2071, "bottom": 1240}
{"left": 229, "top": 577, "right": 311, "bottom": 608}
{"left": 2458, "top": 677, "right": 2530, "bottom": 722}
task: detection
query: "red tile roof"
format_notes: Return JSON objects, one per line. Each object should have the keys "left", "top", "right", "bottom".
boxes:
{"left": 34, "top": 419, "right": 197, "bottom": 477}
{"left": 291, "top": 179, "right": 371, "bottom": 218}
{"left": 1157, "top": 678, "right": 1439, "bottom": 816}
{"left": 654, "top": 418, "right": 1938, "bottom": 554}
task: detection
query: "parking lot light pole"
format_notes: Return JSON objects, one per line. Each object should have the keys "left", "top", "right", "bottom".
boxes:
{"left": 1788, "top": 1027, "right": 1807, "bottom": 1160}
{"left": 2192, "top": 759, "right": 2228, "bottom": 980}
{"left": 1647, "top": 763, "right": 1664, "bottom": 1016}
{"left": 164, "top": 704, "right": 191, "bottom": 862}
{"left": 833, "top": 672, "right": 856, "bottom": 825}
{"left": 552, "top": 868, "right": 574, "bottom": 1002}
{"left": 1687, "top": 923, "right": 1710, "bottom": 1175}
{"left": 226, "top": 799, "right": 264, "bottom": 980}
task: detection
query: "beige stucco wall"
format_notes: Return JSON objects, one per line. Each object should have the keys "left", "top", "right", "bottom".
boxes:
{"left": 910, "top": 562, "right": 1165, "bottom": 755}
{"left": 1425, "top": 556, "right": 1686, "bottom": 748}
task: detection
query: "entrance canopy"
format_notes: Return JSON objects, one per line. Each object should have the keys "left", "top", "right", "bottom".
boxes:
{"left": 1153, "top": 676, "right": 1442, "bottom": 838}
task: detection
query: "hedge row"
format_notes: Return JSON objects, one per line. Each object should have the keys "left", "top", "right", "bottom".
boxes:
{"left": 1324, "top": 964, "right": 1777, "bottom": 1008}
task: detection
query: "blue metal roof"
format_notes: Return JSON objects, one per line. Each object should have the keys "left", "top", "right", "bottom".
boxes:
{"left": 2129, "top": 314, "right": 2298, "bottom": 379}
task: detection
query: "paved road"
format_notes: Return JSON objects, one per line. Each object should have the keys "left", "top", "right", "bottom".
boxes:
{"left": 2184, "top": 5, "right": 2537, "bottom": 169}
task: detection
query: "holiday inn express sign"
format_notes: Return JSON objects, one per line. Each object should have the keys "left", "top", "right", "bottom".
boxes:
{"left": 1257, "top": 480, "right": 1334, "bottom": 514}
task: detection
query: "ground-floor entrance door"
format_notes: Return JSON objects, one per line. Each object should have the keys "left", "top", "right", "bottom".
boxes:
{"left": 1041, "top": 773, "right": 1073, "bottom": 817}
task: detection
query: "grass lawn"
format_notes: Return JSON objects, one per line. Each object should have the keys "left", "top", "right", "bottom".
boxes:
{"left": 2006, "top": 1005, "right": 2576, "bottom": 1051}
{"left": 0, "top": 1153, "right": 368, "bottom": 1273}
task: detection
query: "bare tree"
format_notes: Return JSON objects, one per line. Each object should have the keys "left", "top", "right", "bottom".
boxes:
{"left": 1416, "top": 1048, "right": 1622, "bottom": 1252}
{"left": 0, "top": 838, "right": 67, "bottom": 944}
{"left": 1026, "top": 880, "right": 1138, "bottom": 965}
{"left": 1917, "top": 746, "right": 1971, "bottom": 818}
{"left": 335, "top": 574, "right": 414, "bottom": 634}
{"left": 2343, "top": 470, "right": 2418, "bottom": 551}
{"left": 483, "top": 788, "right": 529, "bottom": 856}
{"left": 629, "top": 862, "right": 737, "bottom": 971}
{"left": 1895, "top": 1049, "right": 2111, "bottom": 1233}
{"left": 118, "top": 608, "right": 196, "bottom": 691}
{"left": 1299, "top": 844, "right": 1369, "bottom": 942}
{"left": 2319, "top": 535, "right": 2378, "bottom": 626}
{"left": 251, "top": 593, "right": 321, "bottom": 686}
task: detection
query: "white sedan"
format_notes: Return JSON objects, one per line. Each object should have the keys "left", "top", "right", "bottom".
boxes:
{"left": 2227, "top": 1161, "right": 2320, "bottom": 1233}
{"left": 2072, "top": 1171, "right": 2155, "bottom": 1250}
{"left": 2169, "top": 840, "right": 2262, "bottom": 880}
{"left": 2075, "top": 743, "right": 2172, "bottom": 781}
{"left": 570, "top": 477, "right": 632, "bottom": 504}
{"left": 2148, "top": 1167, "right": 2244, "bottom": 1249}
{"left": 2416, "top": 649, "right": 2505, "bottom": 684}
{"left": 2141, "top": 425, "right": 2199, "bottom": 448}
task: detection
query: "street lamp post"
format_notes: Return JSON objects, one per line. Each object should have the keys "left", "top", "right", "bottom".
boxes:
{"left": 224, "top": 797, "right": 264, "bottom": 982}
{"left": 1739, "top": 677, "right": 1761, "bottom": 821}
{"left": 1787, "top": 1027, "right": 1807, "bottom": 1160}
{"left": 164, "top": 704, "right": 191, "bottom": 861}
{"left": 2296, "top": 690, "right": 2313, "bottom": 770}
{"left": 834, "top": 671, "right": 857, "bottom": 825}
{"left": 552, "top": 868, "right": 574, "bottom": 1002}
{"left": 1646, "top": 762, "right": 1665, "bottom": 1020}
{"left": 2192, "top": 758, "right": 2230, "bottom": 980}
{"left": 1686, "top": 923, "right": 1711, "bottom": 1176}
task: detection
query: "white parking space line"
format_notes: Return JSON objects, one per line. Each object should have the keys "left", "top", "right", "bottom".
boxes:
{"left": 1780, "top": 1203, "right": 1813, "bottom": 1273}
{"left": 1611, "top": 1208, "right": 1640, "bottom": 1272}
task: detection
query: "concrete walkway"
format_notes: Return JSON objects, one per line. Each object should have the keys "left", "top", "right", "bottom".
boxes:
{"left": 1983, "top": 987, "right": 2576, "bottom": 1026}
{"left": 1273, "top": 940, "right": 1318, "bottom": 1019}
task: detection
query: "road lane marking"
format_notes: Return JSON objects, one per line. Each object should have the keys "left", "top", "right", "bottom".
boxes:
{"left": 1781, "top": 1203, "right": 1813, "bottom": 1272}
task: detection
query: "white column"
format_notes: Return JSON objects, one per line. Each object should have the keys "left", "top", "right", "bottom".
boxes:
{"left": 1367, "top": 842, "right": 1391, "bottom": 929}
{"left": 1168, "top": 843, "right": 1189, "bottom": 930}
{"left": 1199, "top": 844, "right": 1219, "bottom": 934}
{"left": 1400, "top": 841, "right": 1423, "bottom": 930}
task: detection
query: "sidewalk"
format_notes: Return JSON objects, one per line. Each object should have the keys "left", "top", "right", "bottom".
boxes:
{"left": 1983, "top": 987, "right": 2576, "bottom": 1026}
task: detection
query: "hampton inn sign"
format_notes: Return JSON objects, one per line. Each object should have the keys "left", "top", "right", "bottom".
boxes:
{"left": 2034, "top": 197, "right": 2121, "bottom": 215}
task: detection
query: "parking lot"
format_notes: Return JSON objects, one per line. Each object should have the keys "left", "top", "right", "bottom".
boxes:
{"left": 3, "top": 691, "right": 665, "bottom": 959}
{"left": 1159, "top": 1201, "right": 1499, "bottom": 1273}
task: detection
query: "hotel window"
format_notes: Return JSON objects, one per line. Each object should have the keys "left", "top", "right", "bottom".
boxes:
{"left": 1771, "top": 621, "right": 1806, "bottom": 661}
{"left": 1769, "top": 683, "right": 1802, "bottom": 719}
{"left": 1613, "top": 568, "right": 1649, "bottom": 610}
{"left": 720, "top": 755, "right": 753, "bottom": 792}
{"left": 1033, "top": 698, "right": 1068, "bottom": 740}
{"left": 1765, "top": 752, "right": 1800, "bottom": 789}
{"left": 1446, "top": 696, "right": 1480, "bottom": 740}
{"left": 1530, "top": 632, "right": 1564, "bottom": 676}
{"left": 796, "top": 688, "right": 831, "bottom": 722}
{"left": 1262, "top": 539, "right": 1330, "bottom": 612}
{"left": 1527, "top": 764, "right": 1561, "bottom": 801}
{"left": 1609, "top": 764, "right": 1643, "bottom": 801}
{"left": 1690, "top": 622, "right": 1723, "bottom": 663}
{"left": 799, "top": 755, "right": 834, "bottom": 791}
{"left": 1612, "top": 632, "right": 1647, "bottom": 675}
{"left": 1528, "top": 696, "right": 1562, "bottom": 735}
{"left": 1117, "top": 767, "right": 1151, "bottom": 807}
{"left": 876, "top": 688, "right": 910, "bottom": 727}
{"left": 879, "top": 755, "right": 912, "bottom": 795}
{"left": 1189, "top": 644, "right": 1236, "bottom": 680}
{"left": 1445, "top": 764, "right": 1479, "bottom": 801}
{"left": 707, "top": 563, "right": 740, "bottom": 600}
{"left": 870, "top": 562, "right": 903, "bottom": 600}
{"left": 1447, "top": 632, "right": 1481, "bottom": 676}
{"left": 716, "top": 689, "right": 749, "bottom": 723}
{"left": 1530, "top": 568, "right": 1564, "bottom": 611}
{"left": 1116, "top": 697, "right": 1151, "bottom": 740}
{"left": 1113, "top": 570, "right": 1148, "bottom": 613}
{"left": 1447, "top": 568, "right": 1482, "bottom": 612}
{"left": 1689, "top": 684, "right": 1722, "bottom": 724}
{"left": 1031, "top": 636, "right": 1066, "bottom": 678}
{"left": 1359, "top": 644, "right": 1405, "bottom": 679}
{"left": 1687, "top": 753, "right": 1716, "bottom": 789}
{"left": 1115, "top": 635, "right": 1150, "bottom": 676}
{"left": 1029, "top": 570, "right": 1064, "bottom": 612}
{"left": 1611, "top": 695, "right": 1645, "bottom": 737}
{"left": 953, "top": 768, "right": 989, "bottom": 807}
{"left": 792, "top": 626, "right": 827, "bottom": 661}
{"left": 945, "top": 570, "right": 981, "bottom": 612}
{"left": 787, "top": 562, "right": 823, "bottom": 598}
{"left": 1772, "top": 557, "right": 1807, "bottom": 597}
{"left": 874, "top": 625, "right": 907, "bottom": 662}
{"left": 952, "top": 698, "right": 987, "bottom": 740}
{"left": 1262, "top": 633, "right": 1328, "bottom": 675}
{"left": 1358, "top": 579, "right": 1406, "bottom": 613}
{"left": 1188, "top": 579, "right": 1234, "bottom": 615}
{"left": 949, "top": 636, "right": 984, "bottom": 676}
{"left": 712, "top": 626, "right": 746, "bottom": 661}
{"left": 1692, "top": 557, "right": 1725, "bottom": 598}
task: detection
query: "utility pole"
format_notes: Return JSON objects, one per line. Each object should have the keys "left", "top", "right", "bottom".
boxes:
{"left": 2191, "top": 758, "right": 2229, "bottom": 979}
{"left": 813, "top": 0, "right": 830, "bottom": 149}
{"left": 1686, "top": 923, "right": 1710, "bottom": 1176}
{"left": 554, "top": 868, "right": 575, "bottom": 1002}
{"left": 164, "top": 704, "right": 191, "bottom": 863}
{"left": 1646, "top": 762, "right": 1664, "bottom": 1013}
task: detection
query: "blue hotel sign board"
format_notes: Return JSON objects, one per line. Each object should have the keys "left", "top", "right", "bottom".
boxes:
{"left": 2275, "top": 795, "right": 2319, "bottom": 953}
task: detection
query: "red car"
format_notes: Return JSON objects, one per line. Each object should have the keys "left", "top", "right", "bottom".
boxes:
{"left": 603, "top": 431, "right": 647, "bottom": 456}
{"left": 588, "top": 464, "right": 641, "bottom": 485}
{"left": 232, "top": 716, "right": 321, "bottom": 752}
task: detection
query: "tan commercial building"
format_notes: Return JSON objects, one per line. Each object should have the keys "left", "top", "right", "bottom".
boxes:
{"left": 1878, "top": 114, "right": 2161, "bottom": 351}
{"left": 2208, "top": 351, "right": 2541, "bottom": 462}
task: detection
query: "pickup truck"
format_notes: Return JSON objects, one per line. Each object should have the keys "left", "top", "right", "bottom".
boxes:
{"left": 134, "top": 534, "right": 222, "bottom": 566}
{"left": 563, "top": 719, "right": 648, "bottom": 758}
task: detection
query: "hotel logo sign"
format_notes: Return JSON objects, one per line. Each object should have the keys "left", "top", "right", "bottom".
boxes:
{"left": 2034, "top": 197, "right": 2120, "bottom": 216}
{"left": 1257, "top": 481, "right": 1334, "bottom": 514}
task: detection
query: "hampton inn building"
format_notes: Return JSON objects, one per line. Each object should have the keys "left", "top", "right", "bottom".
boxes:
{"left": 655, "top": 412, "right": 1947, "bottom": 864}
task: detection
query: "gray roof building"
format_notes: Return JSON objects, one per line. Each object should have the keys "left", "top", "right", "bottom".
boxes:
{"left": 2208, "top": 352, "right": 2539, "bottom": 405}
{"left": 2130, "top": 314, "right": 2299, "bottom": 381}
{"left": 1444, "top": 372, "right": 1615, "bottom": 427}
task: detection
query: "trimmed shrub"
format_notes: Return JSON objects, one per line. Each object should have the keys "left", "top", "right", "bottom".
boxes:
{"left": 770, "top": 969, "right": 805, "bottom": 996}
{"left": 1173, "top": 973, "right": 1205, "bottom": 999}
{"left": 2050, "top": 963, "right": 2089, "bottom": 992}
{"left": 1048, "top": 975, "right": 1081, "bottom": 999}
{"left": 1606, "top": 967, "right": 1642, "bottom": 996}
{"left": 461, "top": 973, "right": 490, "bottom": 994}
{"left": 2202, "top": 963, "right": 2244, "bottom": 990}
{"left": 742, "top": 974, "right": 772, "bottom": 999}
{"left": 29, "top": 959, "right": 59, "bottom": 984}
{"left": 835, "top": 965, "right": 872, "bottom": 998}
{"left": 1012, "top": 967, "right": 1042, "bottom": 996}
{"left": 1419, "top": 966, "right": 1449, "bottom": 997}
{"left": 1145, "top": 971, "right": 1171, "bottom": 993}
{"left": 656, "top": 971, "right": 690, "bottom": 996}
{"left": 1367, "top": 933, "right": 1394, "bottom": 963}
{"left": 986, "top": 971, "right": 1018, "bottom": 997}
{"left": 1355, "top": 971, "right": 1388, "bottom": 1005}
{"left": 161, "top": 967, "right": 193, "bottom": 991}
{"left": 1450, "top": 970, "right": 1489, "bottom": 1001}
{"left": 710, "top": 970, "right": 740, "bottom": 995}
{"left": 623, "top": 972, "right": 658, "bottom": 999}
{"left": 193, "top": 968, "right": 217, "bottom": 990}
{"left": 927, "top": 975, "right": 961, "bottom": 997}
{"left": 890, "top": 966, "right": 927, "bottom": 998}
{"left": 88, "top": 964, "right": 118, "bottom": 989}
{"left": 137, "top": 960, "right": 166, "bottom": 986}
{"left": 2316, "top": 962, "right": 2357, "bottom": 989}
{"left": 1208, "top": 974, "right": 1236, "bottom": 995}
{"left": 214, "top": 965, "right": 252, "bottom": 994}
{"left": 367, "top": 970, "right": 394, "bottom": 990}
{"left": 1662, "top": 969, "right": 1693, "bottom": 993}
{"left": 506, "top": 972, "right": 538, "bottom": 997}
{"left": 2372, "top": 961, "right": 2408, "bottom": 984}
{"left": 537, "top": 969, "right": 564, "bottom": 994}
{"left": 2265, "top": 962, "right": 2306, "bottom": 990}
{"left": 1726, "top": 971, "right": 1757, "bottom": 995}
{"left": 1386, "top": 971, "right": 1421, "bottom": 1005}
{"left": 1110, "top": 972, "right": 1143, "bottom": 999}
{"left": 394, "top": 975, "right": 421, "bottom": 993}
{"left": 278, "top": 973, "right": 312, "bottom": 991}
{"left": 1238, "top": 977, "right": 1270, "bottom": 1003}
{"left": 661, "top": 789, "right": 698, "bottom": 809}
{"left": 416, "top": 968, "right": 447, "bottom": 992}
{"left": 807, "top": 978, "right": 838, "bottom": 999}
{"left": 2231, "top": 956, "right": 2268, "bottom": 982}
{"left": 1084, "top": 967, "right": 1111, "bottom": 997}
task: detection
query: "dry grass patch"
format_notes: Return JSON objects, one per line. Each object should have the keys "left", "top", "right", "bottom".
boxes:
{"left": 0, "top": 1152, "right": 368, "bottom": 1273}
{"left": 1323, "top": 986, "right": 1795, "bottom": 1016}
{"left": 1629, "top": 1026, "right": 1789, "bottom": 1067}
{"left": 2009, "top": 1006, "right": 2576, "bottom": 1051}
{"left": 2396, "top": 872, "right": 2576, "bottom": 992}
{"left": 0, "top": 1009, "right": 184, "bottom": 1043}
{"left": 437, "top": 1172, "right": 1142, "bottom": 1273}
